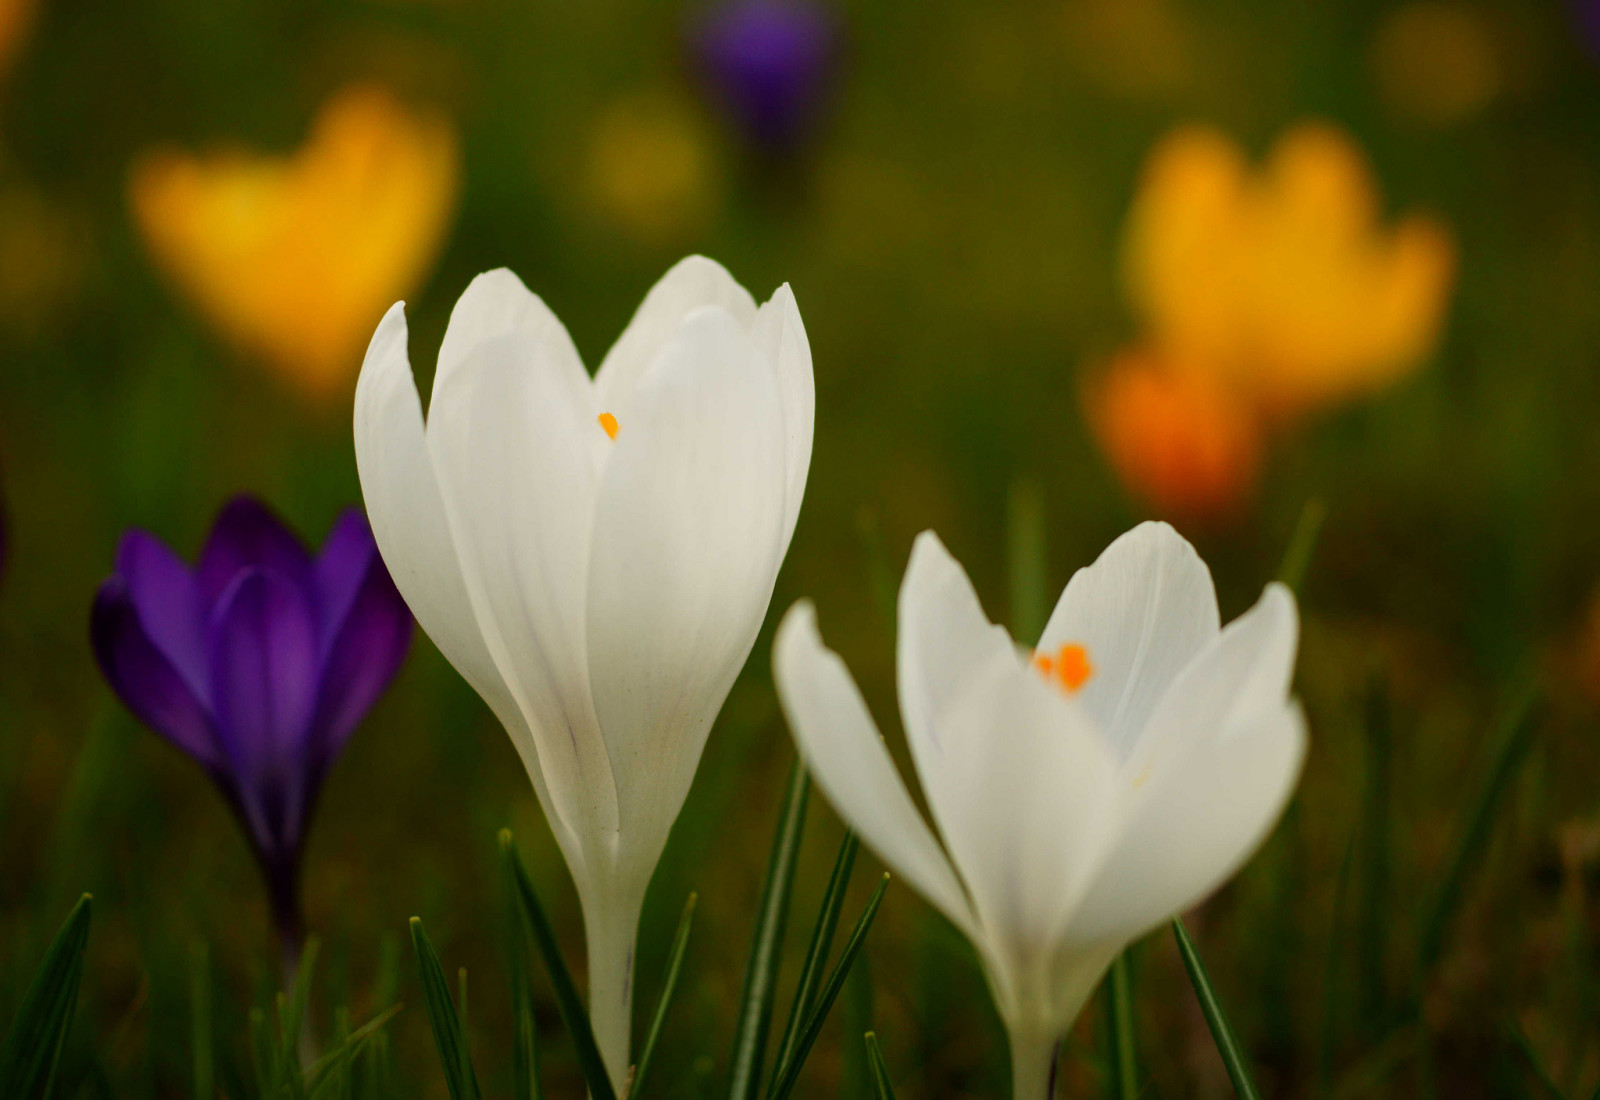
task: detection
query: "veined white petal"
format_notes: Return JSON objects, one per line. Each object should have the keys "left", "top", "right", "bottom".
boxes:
{"left": 593, "top": 256, "right": 759, "bottom": 414}
{"left": 425, "top": 324, "right": 619, "bottom": 844}
{"left": 1063, "top": 700, "right": 1307, "bottom": 947}
{"left": 1037, "top": 521, "right": 1220, "bottom": 759}
{"left": 895, "top": 531, "right": 1018, "bottom": 855}
{"left": 751, "top": 283, "right": 814, "bottom": 554}
{"left": 1126, "top": 582, "right": 1299, "bottom": 779}
{"left": 353, "top": 304, "right": 579, "bottom": 857}
{"left": 435, "top": 268, "right": 595, "bottom": 407}
{"left": 585, "top": 307, "right": 787, "bottom": 869}
{"left": 773, "top": 602, "right": 977, "bottom": 936}
{"left": 932, "top": 650, "right": 1121, "bottom": 963}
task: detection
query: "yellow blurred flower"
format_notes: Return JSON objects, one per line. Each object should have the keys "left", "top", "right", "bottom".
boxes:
{"left": 1121, "top": 122, "right": 1455, "bottom": 420}
{"left": 586, "top": 92, "right": 718, "bottom": 246}
{"left": 130, "top": 85, "right": 459, "bottom": 400}
{"left": 1087, "top": 346, "right": 1262, "bottom": 521}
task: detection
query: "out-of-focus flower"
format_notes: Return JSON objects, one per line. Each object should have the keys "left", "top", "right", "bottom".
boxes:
{"left": 774, "top": 523, "right": 1305, "bottom": 1100}
{"left": 586, "top": 92, "right": 718, "bottom": 244}
{"left": 353, "top": 256, "right": 813, "bottom": 1088}
{"left": 129, "top": 86, "right": 459, "bottom": 401}
{"left": 0, "top": 0, "right": 35, "bottom": 78}
{"left": 1570, "top": 0, "right": 1600, "bottom": 62}
{"left": 1370, "top": 3, "right": 1501, "bottom": 126}
{"left": 1087, "top": 347, "right": 1262, "bottom": 519}
{"left": 92, "top": 498, "right": 412, "bottom": 968}
{"left": 0, "top": 181, "right": 91, "bottom": 334}
{"left": 689, "top": 0, "right": 837, "bottom": 154}
{"left": 1062, "top": 0, "right": 1192, "bottom": 100}
{"left": 1122, "top": 122, "right": 1455, "bottom": 420}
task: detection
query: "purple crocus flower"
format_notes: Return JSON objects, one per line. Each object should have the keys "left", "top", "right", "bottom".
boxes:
{"left": 1573, "top": 0, "right": 1600, "bottom": 61}
{"left": 91, "top": 497, "right": 411, "bottom": 963}
{"left": 689, "top": 0, "right": 838, "bottom": 154}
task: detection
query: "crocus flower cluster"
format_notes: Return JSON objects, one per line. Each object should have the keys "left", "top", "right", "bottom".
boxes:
{"left": 92, "top": 498, "right": 411, "bottom": 962}
{"left": 775, "top": 522, "right": 1306, "bottom": 1098}
{"left": 130, "top": 85, "right": 460, "bottom": 401}
{"left": 1088, "top": 122, "right": 1456, "bottom": 519}
{"left": 354, "top": 256, "right": 813, "bottom": 1088}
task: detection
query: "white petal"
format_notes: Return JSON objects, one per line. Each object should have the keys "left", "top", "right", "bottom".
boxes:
{"left": 434, "top": 268, "right": 595, "bottom": 407}
{"left": 353, "top": 304, "right": 581, "bottom": 856}
{"left": 751, "top": 283, "right": 814, "bottom": 554}
{"left": 773, "top": 602, "right": 976, "bottom": 935}
{"left": 593, "top": 256, "right": 759, "bottom": 414}
{"left": 585, "top": 306, "right": 788, "bottom": 868}
{"left": 932, "top": 651, "right": 1121, "bottom": 963}
{"left": 894, "top": 531, "right": 1018, "bottom": 854}
{"left": 1063, "top": 700, "right": 1307, "bottom": 947}
{"left": 1037, "top": 521, "right": 1220, "bottom": 759}
{"left": 425, "top": 320, "right": 619, "bottom": 844}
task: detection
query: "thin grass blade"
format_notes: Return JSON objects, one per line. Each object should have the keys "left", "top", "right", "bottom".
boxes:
{"left": 632, "top": 892, "right": 697, "bottom": 1100}
{"left": 305, "top": 1004, "right": 404, "bottom": 1096}
{"left": 0, "top": 893, "right": 92, "bottom": 1099}
{"left": 279, "top": 936, "right": 321, "bottom": 1067}
{"left": 728, "top": 759, "right": 810, "bottom": 1100}
{"left": 1173, "top": 918, "right": 1261, "bottom": 1100}
{"left": 1103, "top": 952, "right": 1137, "bottom": 1100}
{"left": 409, "top": 917, "right": 482, "bottom": 1100}
{"left": 1007, "top": 479, "right": 1048, "bottom": 642}
{"left": 1508, "top": 1019, "right": 1567, "bottom": 1099}
{"left": 1276, "top": 498, "right": 1327, "bottom": 594}
{"left": 500, "top": 830, "right": 616, "bottom": 1100}
{"left": 768, "top": 831, "right": 859, "bottom": 1095}
{"left": 191, "top": 941, "right": 213, "bottom": 1100}
{"left": 504, "top": 847, "right": 543, "bottom": 1100}
{"left": 1415, "top": 675, "right": 1541, "bottom": 982}
{"left": 768, "top": 873, "right": 890, "bottom": 1100}
{"left": 864, "top": 1033, "right": 896, "bottom": 1100}
{"left": 1357, "top": 676, "right": 1394, "bottom": 1034}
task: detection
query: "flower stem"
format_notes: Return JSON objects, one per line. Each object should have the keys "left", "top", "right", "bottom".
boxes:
{"left": 583, "top": 887, "right": 645, "bottom": 1092}
{"left": 1009, "top": 1027, "right": 1059, "bottom": 1100}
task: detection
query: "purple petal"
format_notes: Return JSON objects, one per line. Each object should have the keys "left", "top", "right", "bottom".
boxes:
{"left": 197, "top": 497, "right": 314, "bottom": 611}
{"left": 313, "top": 509, "right": 379, "bottom": 655}
{"left": 691, "top": 0, "right": 837, "bottom": 151}
{"left": 91, "top": 577, "right": 223, "bottom": 771}
{"left": 208, "top": 568, "right": 320, "bottom": 856}
{"left": 308, "top": 549, "right": 413, "bottom": 768}
{"left": 116, "top": 530, "right": 208, "bottom": 707}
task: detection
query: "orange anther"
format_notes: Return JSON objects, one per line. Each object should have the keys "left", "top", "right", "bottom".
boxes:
{"left": 598, "top": 412, "right": 619, "bottom": 440}
{"left": 1033, "top": 643, "right": 1093, "bottom": 695}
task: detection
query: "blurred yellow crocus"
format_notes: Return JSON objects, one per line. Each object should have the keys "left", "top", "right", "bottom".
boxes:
{"left": 130, "top": 85, "right": 460, "bottom": 400}
{"left": 1121, "top": 122, "right": 1455, "bottom": 421}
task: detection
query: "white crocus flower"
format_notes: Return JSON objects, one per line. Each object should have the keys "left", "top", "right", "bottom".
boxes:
{"left": 773, "top": 522, "right": 1305, "bottom": 1100}
{"left": 353, "top": 256, "right": 813, "bottom": 1088}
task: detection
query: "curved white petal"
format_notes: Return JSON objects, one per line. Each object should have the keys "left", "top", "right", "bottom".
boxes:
{"left": 1063, "top": 700, "right": 1307, "bottom": 947}
{"left": 751, "top": 283, "right": 814, "bottom": 554}
{"left": 932, "top": 651, "right": 1121, "bottom": 964}
{"left": 586, "top": 306, "right": 787, "bottom": 868}
{"left": 593, "top": 256, "right": 759, "bottom": 414}
{"left": 353, "top": 304, "right": 577, "bottom": 856}
{"left": 1126, "top": 582, "right": 1299, "bottom": 780}
{"left": 773, "top": 602, "right": 976, "bottom": 935}
{"left": 1037, "top": 521, "right": 1220, "bottom": 759}
{"left": 435, "top": 268, "right": 594, "bottom": 401}
{"left": 425, "top": 319, "right": 619, "bottom": 843}
{"left": 895, "top": 531, "right": 1018, "bottom": 854}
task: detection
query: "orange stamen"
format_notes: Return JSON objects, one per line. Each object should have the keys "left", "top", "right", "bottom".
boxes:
{"left": 1033, "top": 642, "right": 1093, "bottom": 694}
{"left": 598, "top": 412, "right": 619, "bottom": 440}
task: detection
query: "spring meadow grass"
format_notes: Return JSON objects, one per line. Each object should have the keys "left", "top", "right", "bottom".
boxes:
{"left": 3, "top": 0, "right": 1600, "bottom": 1096}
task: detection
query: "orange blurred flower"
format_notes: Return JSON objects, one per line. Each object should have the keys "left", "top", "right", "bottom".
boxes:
{"left": 0, "top": 0, "right": 35, "bottom": 77}
{"left": 130, "top": 85, "right": 460, "bottom": 400}
{"left": 1122, "top": 122, "right": 1455, "bottom": 421}
{"left": 1087, "top": 346, "right": 1262, "bottom": 521}
{"left": 1091, "top": 121, "right": 1455, "bottom": 518}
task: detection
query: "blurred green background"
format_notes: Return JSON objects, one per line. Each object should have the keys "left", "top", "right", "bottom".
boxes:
{"left": 3, "top": 0, "right": 1600, "bottom": 1095}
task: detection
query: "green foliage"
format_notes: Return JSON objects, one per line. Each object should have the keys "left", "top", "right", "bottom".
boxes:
{"left": 410, "top": 919, "right": 481, "bottom": 1100}
{"left": 0, "top": 894, "right": 91, "bottom": 1100}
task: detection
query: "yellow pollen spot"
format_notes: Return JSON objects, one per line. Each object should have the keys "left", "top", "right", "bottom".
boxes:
{"left": 1033, "top": 643, "right": 1094, "bottom": 695}
{"left": 598, "top": 412, "right": 619, "bottom": 440}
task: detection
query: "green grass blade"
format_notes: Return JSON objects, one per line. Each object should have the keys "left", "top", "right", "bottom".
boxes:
{"left": 1357, "top": 677, "right": 1394, "bottom": 1033}
{"left": 1276, "top": 498, "right": 1327, "bottom": 594}
{"left": 409, "top": 918, "right": 482, "bottom": 1100}
{"left": 768, "top": 832, "right": 859, "bottom": 1095}
{"left": 632, "top": 892, "right": 698, "bottom": 1100}
{"left": 768, "top": 873, "right": 890, "bottom": 1100}
{"left": 1315, "top": 832, "right": 1358, "bottom": 1098}
{"left": 191, "top": 941, "right": 213, "bottom": 1100}
{"left": 278, "top": 935, "right": 320, "bottom": 1073}
{"left": 504, "top": 848, "right": 543, "bottom": 1100}
{"left": 1509, "top": 1019, "right": 1567, "bottom": 1099}
{"left": 1103, "top": 952, "right": 1137, "bottom": 1100}
{"left": 1173, "top": 918, "right": 1261, "bottom": 1100}
{"left": 305, "top": 1004, "right": 404, "bottom": 1097}
{"left": 499, "top": 830, "right": 617, "bottom": 1100}
{"left": 249, "top": 1008, "right": 276, "bottom": 1100}
{"left": 1007, "top": 479, "right": 1048, "bottom": 643}
{"left": 727, "top": 760, "right": 810, "bottom": 1100}
{"left": 0, "top": 893, "right": 93, "bottom": 1099}
{"left": 1414, "top": 676, "right": 1541, "bottom": 982}
{"left": 864, "top": 1033, "right": 896, "bottom": 1100}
